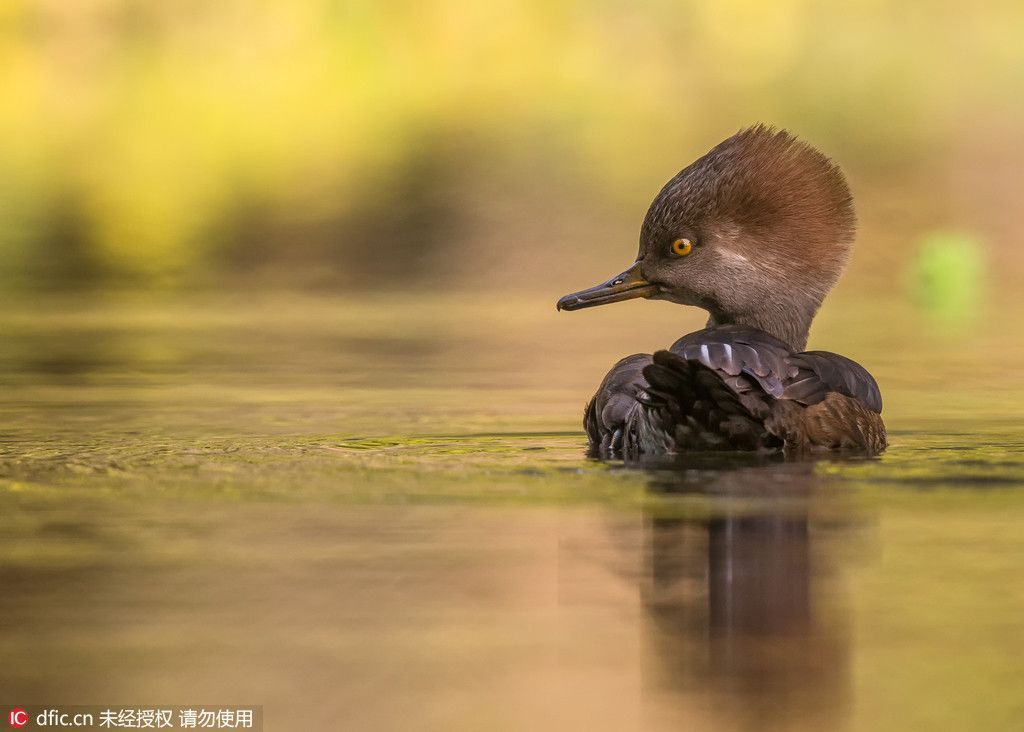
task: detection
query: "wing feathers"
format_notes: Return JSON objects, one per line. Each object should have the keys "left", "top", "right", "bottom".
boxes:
{"left": 582, "top": 324, "right": 884, "bottom": 457}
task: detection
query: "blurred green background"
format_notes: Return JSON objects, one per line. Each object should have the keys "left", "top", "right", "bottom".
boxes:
{"left": 1, "top": 0, "right": 1021, "bottom": 297}
{"left": 4, "top": 6, "right": 1024, "bottom": 730}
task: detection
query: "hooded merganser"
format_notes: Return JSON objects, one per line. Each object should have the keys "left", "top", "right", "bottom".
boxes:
{"left": 556, "top": 125, "right": 886, "bottom": 458}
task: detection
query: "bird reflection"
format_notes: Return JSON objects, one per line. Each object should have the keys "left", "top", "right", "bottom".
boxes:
{"left": 637, "top": 457, "right": 855, "bottom": 730}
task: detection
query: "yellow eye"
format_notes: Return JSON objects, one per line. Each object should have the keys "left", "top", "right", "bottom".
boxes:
{"left": 670, "top": 238, "right": 693, "bottom": 256}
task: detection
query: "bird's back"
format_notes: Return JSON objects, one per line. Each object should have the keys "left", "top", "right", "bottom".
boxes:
{"left": 584, "top": 325, "right": 886, "bottom": 459}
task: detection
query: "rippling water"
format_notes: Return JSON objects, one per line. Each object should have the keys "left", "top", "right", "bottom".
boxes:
{"left": 1, "top": 293, "right": 1023, "bottom": 730}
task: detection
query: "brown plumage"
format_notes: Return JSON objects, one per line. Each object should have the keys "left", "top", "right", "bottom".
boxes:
{"left": 557, "top": 126, "right": 886, "bottom": 459}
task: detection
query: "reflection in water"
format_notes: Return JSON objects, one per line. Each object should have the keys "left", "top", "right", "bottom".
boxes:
{"left": 637, "top": 461, "right": 851, "bottom": 731}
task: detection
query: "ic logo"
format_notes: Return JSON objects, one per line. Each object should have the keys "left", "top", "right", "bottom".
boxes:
{"left": 8, "top": 709, "right": 28, "bottom": 728}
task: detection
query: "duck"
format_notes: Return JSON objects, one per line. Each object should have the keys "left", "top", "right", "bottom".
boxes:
{"left": 556, "top": 125, "right": 886, "bottom": 459}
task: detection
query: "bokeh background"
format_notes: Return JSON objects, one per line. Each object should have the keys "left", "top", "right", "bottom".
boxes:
{"left": 4, "top": 5, "right": 1024, "bottom": 731}
{"left": 1, "top": 0, "right": 1022, "bottom": 300}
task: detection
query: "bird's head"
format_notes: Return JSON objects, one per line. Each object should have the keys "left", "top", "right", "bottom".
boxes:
{"left": 557, "top": 125, "right": 855, "bottom": 348}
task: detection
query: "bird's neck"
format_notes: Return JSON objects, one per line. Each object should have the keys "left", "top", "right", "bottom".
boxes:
{"left": 706, "top": 300, "right": 817, "bottom": 352}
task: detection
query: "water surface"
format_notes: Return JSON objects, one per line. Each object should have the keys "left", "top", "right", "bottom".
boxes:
{"left": 1, "top": 293, "right": 1023, "bottom": 731}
